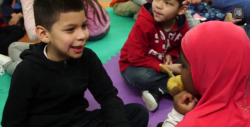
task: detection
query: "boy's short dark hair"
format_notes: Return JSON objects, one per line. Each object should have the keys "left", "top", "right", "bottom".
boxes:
{"left": 34, "top": 0, "right": 85, "bottom": 31}
{"left": 177, "top": 0, "right": 183, "bottom": 7}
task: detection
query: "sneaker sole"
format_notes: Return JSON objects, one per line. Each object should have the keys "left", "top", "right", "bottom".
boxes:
{"left": 142, "top": 91, "right": 158, "bottom": 112}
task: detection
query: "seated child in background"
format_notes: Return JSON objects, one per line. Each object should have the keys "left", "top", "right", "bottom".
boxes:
{"left": 187, "top": 1, "right": 248, "bottom": 27}
{"left": 158, "top": 21, "right": 250, "bottom": 127}
{"left": 119, "top": 0, "right": 190, "bottom": 112}
{"left": 187, "top": 2, "right": 226, "bottom": 22}
{"left": 1, "top": 0, "right": 24, "bottom": 27}
{"left": 110, "top": 0, "right": 199, "bottom": 29}
{"left": 0, "top": 0, "right": 110, "bottom": 76}
{"left": 84, "top": 0, "right": 110, "bottom": 41}
{"left": 0, "top": 10, "right": 25, "bottom": 75}
{"left": 183, "top": 0, "right": 250, "bottom": 35}
{"left": 1, "top": 0, "right": 149, "bottom": 127}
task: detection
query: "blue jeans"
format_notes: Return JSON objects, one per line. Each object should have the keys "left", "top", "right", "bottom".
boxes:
{"left": 121, "top": 66, "right": 169, "bottom": 95}
{"left": 121, "top": 57, "right": 181, "bottom": 95}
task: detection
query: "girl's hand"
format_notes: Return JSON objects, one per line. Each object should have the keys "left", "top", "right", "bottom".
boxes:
{"left": 174, "top": 91, "right": 198, "bottom": 115}
{"left": 9, "top": 13, "right": 22, "bottom": 26}
{"left": 224, "top": 13, "right": 242, "bottom": 23}
{"left": 165, "top": 64, "right": 182, "bottom": 74}
{"left": 170, "top": 86, "right": 182, "bottom": 96}
{"left": 164, "top": 55, "right": 173, "bottom": 65}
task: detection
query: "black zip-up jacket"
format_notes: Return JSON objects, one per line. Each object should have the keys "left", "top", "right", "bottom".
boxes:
{"left": 1, "top": 42, "right": 129, "bottom": 127}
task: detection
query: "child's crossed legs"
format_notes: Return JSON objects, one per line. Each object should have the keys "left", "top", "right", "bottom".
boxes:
{"left": 121, "top": 66, "right": 170, "bottom": 111}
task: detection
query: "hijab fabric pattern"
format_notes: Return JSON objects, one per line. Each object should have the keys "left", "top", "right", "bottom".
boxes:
{"left": 239, "top": 75, "right": 250, "bottom": 116}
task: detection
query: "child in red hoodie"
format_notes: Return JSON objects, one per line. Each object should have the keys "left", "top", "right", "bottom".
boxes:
{"left": 119, "top": 0, "right": 190, "bottom": 112}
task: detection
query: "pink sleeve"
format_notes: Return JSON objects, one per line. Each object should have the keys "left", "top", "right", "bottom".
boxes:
{"left": 21, "top": 0, "right": 38, "bottom": 41}
{"left": 85, "top": 1, "right": 110, "bottom": 36}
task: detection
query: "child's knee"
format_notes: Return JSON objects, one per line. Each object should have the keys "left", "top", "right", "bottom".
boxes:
{"left": 124, "top": 68, "right": 165, "bottom": 87}
{"left": 113, "top": 1, "right": 140, "bottom": 17}
{"left": 8, "top": 42, "right": 19, "bottom": 52}
{"left": 133, "top": 0, "right": 147, "bottom": 6}
{"left": 8, "top": 42, "right": 30, "bottom": 56}
{"left": 126, "top": 103, "right": 149, "bottom": 120}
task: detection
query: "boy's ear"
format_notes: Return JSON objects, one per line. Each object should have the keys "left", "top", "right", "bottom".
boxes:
{"left": 178, "top": 5, "right": 188, "bottom": 15}
{"left": 36, "top": 26, "right": 50, "bottom": 44}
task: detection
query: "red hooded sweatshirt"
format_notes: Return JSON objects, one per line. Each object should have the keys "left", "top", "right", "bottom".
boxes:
{"left": 119, "top": 3, "right": 190, "bottom": 72}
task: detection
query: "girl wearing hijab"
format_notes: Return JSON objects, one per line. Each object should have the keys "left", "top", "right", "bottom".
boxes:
{"left": 158, "top": 21, "right": 250, "bottom": 127}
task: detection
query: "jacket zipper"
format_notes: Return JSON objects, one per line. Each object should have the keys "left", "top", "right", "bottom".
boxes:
{"left": 163, "top": 31, "right": 173, "bottom": 62}
{"left": 161, "top": 16, "right": 185, "bottom": 62}
{"left": 64, "top": 61, "right": 68, "bottom": 69}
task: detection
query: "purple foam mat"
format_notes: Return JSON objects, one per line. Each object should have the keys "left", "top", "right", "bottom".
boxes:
{"left": 84, "top": 53, "right": 173, "bottom": 127}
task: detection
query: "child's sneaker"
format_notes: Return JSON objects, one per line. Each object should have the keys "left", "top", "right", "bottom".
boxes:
{"left": 0, "top": 54, "right": 11, "bottom": 76}
{"left": 193, "top": 13, "right": 207, "bottom": 22}
{"left": 142, "top": 88, "right": 163, "bottom": 111}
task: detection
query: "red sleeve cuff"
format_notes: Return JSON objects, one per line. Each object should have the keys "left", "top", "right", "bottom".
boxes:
{"left": 151, "top": 62, "right": 163, "bottom": 72}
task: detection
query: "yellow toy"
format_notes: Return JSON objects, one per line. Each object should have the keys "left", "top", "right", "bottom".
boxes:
{"left": 159, "top": 64, "right": 184, "bottom": 96}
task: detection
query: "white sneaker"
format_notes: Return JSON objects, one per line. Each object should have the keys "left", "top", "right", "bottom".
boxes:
{"left": 142, "top": 89, "right": 162, "bottom": 112}
{"left": 0, "top": 54, "right": 11, "bottom": 76}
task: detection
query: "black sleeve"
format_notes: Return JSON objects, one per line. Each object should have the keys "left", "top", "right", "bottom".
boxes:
{"left": 1, "top": 0, "right": 14, "bottom": 17}
{"left": 1, "top": 62, "right": 35, "bottom": 127}
{"left": 87, "top": 50, "right": 130, "bottom": 127}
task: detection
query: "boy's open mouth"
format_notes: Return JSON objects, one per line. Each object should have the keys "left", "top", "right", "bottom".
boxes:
{"left": 70, "top": 46, "right": 84, "bottom": 53}
{"left": 71, "top": 46, "right": 83, "bottom": 49}
{"left": 154, "top": 11, "right": 162, "bottom": 16}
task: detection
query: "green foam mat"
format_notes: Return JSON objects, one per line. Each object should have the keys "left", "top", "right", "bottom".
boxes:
{"left": 0, "top": 7, "right": 134, "bottom": 126}
{"left": 0, "top": 74, "right": 11, "bottom": 125}
{"left": 85, "top": 7, "right": 135, "bottom": 64}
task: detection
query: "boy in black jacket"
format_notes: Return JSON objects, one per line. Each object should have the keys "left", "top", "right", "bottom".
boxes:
{"left": 1, "top": 0, "right": 149, "bottom": 127}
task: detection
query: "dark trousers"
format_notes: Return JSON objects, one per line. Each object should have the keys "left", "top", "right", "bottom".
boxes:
{"left": 122, "top": 66, "right": 169, "bottom": 94}
{"left": 0, "top": 25, "right": 25, "bottom": 55}
{"left": 121, "top": 57, "right": 182, "bottom": 95}
{"left": 72, "top": 103, "right": 149, "bottom": 127}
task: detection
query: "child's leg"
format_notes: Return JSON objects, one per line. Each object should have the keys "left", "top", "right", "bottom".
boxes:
{"left": 121, "top": 66, "right": 170, "bottom": 111}
{"left": 122, "top": 66, "right": 169, "bottom": 94}
{"left": 72, "top": 103, "right": 148, "bottom": 127}
{"left": 133, "top": 0, "right": 147, "bottom": 6}
{"left": 3, "top": 42, "right": 31, "bottom": 75}
{"left": 0, "top": 25, "right": 25, "bottom": 55}
{"left": 88, "top": 26, "right": 110, "bottom": 41}
{"left": 185, "top": 11, "right": 200, "bottom": 29}
{"left": 113, "top": 1, "right": 140, "bottom": 17}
